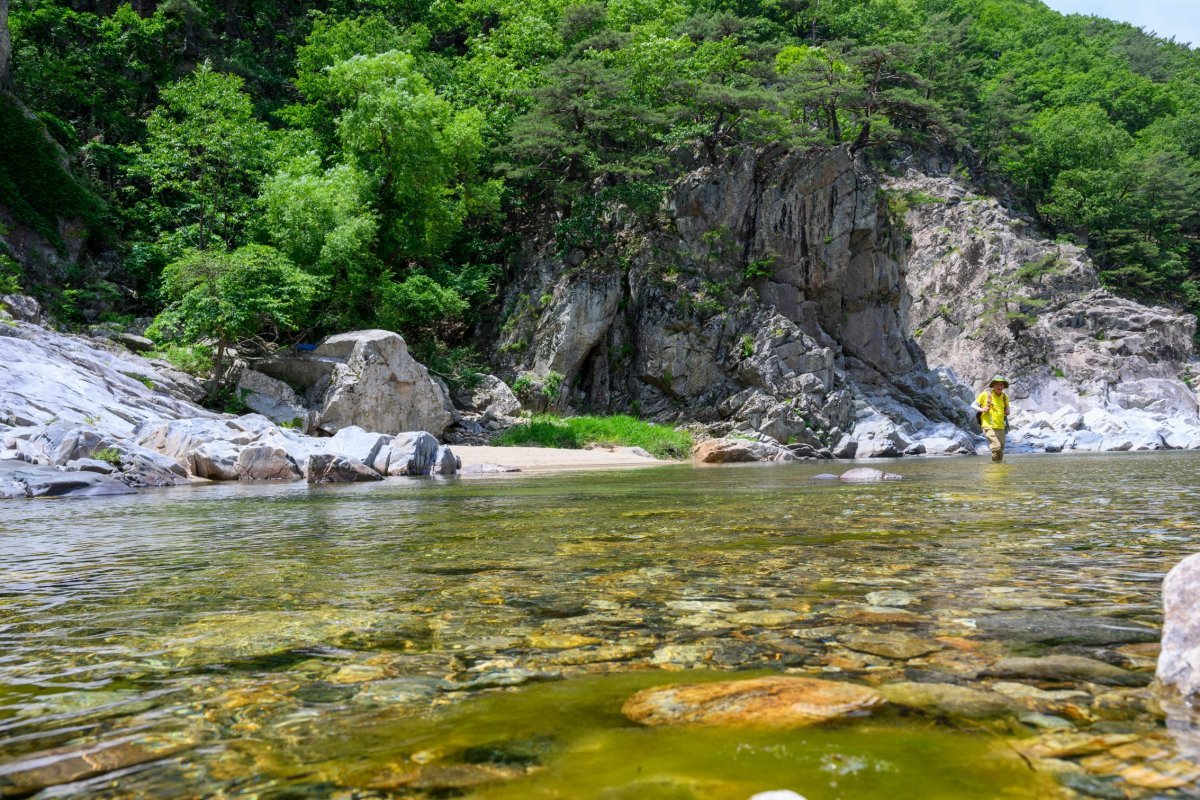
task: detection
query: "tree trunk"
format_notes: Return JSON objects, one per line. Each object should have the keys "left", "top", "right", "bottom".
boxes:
{"left": 210, "top": 339, "right": 228, "bottom": 401}
{"left": 0, "top": 0, "right": 11, "bottom": 92}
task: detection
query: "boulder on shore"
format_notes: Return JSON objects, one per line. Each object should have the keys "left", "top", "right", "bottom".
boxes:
{"left": 307, "top": 453, "right": 383, "bottom": 483}
{"left": 257, "top": 330, "right": 454, "bottom": 437}
{"left": 692, "top": 437, "right": 796, "bottom": 464}
{"left": 1158, "top": 553, "right": 1200, "bottom": 700}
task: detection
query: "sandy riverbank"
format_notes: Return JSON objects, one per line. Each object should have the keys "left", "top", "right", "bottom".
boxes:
{"left": 453, "top": 445, "right": 677, "bottom": 473}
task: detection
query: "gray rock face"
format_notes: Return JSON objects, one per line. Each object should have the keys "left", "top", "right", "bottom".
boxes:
{"left": 896, "top": 170, "right": 1200, "bottom": 452}
{"left": 0, "top": 461, "right": 136, "bottom": 498}
{"left": 0, "top": 312, "right": 218, "bottom": 436}
{"left": 0, "top": 315, "right": 459, "bottom": 496}
{"left": 257, "top": 330, "right": 454, "bottom": 437}
{"left": 492, "top": 147, "right": 961, "bottom": 450}
{"left": 1158, "top": 553, "right": 1200, "bottom": 700}
{"left": 451, "top": 375, "right": 521, "bottom": 418}
{"left": 237, "top": 369, "right": 310, "bottom": 431}
{"left": 1, "top": 293, "right": 40, "bottom": 323}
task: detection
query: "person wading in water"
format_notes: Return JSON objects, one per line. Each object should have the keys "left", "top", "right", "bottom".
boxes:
{"left": 973, "top": 375, "right": 1012, "bottom": 462}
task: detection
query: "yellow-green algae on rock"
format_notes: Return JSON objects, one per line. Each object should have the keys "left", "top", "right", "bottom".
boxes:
{"left": 621, "top": 676, "right": 884, "bottom": 728}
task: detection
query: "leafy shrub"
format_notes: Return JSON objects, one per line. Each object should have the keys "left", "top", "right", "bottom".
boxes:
{"left": 93, "top": 447, "right": 123, "bottom": 466}
{"left": 492, "top": 414, "right": 693, "bottom": 459}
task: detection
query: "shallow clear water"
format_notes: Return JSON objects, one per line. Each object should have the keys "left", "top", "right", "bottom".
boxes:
{"left": 2, "top": 452, "right": 1198, "bottom": 798}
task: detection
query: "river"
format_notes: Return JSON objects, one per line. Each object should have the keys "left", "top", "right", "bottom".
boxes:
{"left": 2, "top": 452, "right": 1198, "bottom": 798}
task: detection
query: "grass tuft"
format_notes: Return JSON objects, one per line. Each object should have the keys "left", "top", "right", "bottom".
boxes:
{"left": 491, "top": 414, "right": 693, "bottom": 460}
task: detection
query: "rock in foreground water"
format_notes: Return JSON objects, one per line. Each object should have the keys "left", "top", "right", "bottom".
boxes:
{"left": 839, "top": 467, "right": 902, "bottom": 482}
{"left": 621, "top": 676, "right": 882, "bottom": 728}
{"left": 1158, "top": 553, "right": 1200, "bottom": 700}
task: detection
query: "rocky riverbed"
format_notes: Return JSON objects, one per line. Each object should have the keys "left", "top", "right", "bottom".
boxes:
{"left": 2, "top": 455, "right": 1198, "bottom": 798}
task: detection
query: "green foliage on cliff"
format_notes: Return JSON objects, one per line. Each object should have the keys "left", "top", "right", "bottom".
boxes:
{"left": 6, "top": 0, "right": 1200, "bottom": 335}
{"left": 0, "top": 93, "right": 102, "bottom": 249}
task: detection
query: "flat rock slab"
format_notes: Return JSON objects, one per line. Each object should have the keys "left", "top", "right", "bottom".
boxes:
{"left": 0, "top": 733, "right": 191, "bottom": 795}
{"left": 987, "top": 655, "right": 1145, "bottom": 686}
{"left": 0, "top": 462, "right": 135, "bottom": 499}
{"left": 976, "top": 612, "right": 1158, "bottom": 646}
{"left": 621, "top": 676, "right": 883, "bottom": 728}
{"left": 840, "top": 631, "right": 943, "bottom": 660}
{"left": 880, "top": 681, "right": 1014, "bottom": 719}
{"left": 865, "top": 590, "right": 918, "bottom": 607}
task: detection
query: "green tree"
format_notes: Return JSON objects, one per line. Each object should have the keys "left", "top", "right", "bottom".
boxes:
{"left": 148, "top": 244, "right": 321, "bottom": 396}
{"left": 257, "top": 154, "right": 379, "bottom": 327}
{"left": 130, "top": 61, "right": 270, "bottom": 253}
{"left": 325, "top": 50, "right": 501, "bottom": 265}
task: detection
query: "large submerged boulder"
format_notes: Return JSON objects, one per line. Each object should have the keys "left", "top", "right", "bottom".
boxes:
{"left": 1158, "top": 553, "right": 1200, "bottom": 700}
{"left": 257, "top": 330, "right": 454, "bottom": 437}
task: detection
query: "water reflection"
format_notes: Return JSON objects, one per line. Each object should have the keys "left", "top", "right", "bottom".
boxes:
{"left": 1, "top": 452, "right": 1198, "bottom": 797}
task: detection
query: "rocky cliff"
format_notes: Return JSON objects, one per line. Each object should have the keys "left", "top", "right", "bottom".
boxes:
{"left": 895, "top": 169, "right": 1200, "bottom": 451}
{"left": 493, "top": 147, "right": 975, "bottom": 457}
{"left": 491, "top": 146, "right": 1200, "bottom": 455}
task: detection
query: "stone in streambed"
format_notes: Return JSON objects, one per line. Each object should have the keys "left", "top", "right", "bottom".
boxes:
{"left": 0, "top": 733, "right": 192, "bottom": 796}
{"left": 621, "top": 676, "right": 883, "bottom": 728}
{"left": 1020, "top": 713, "right": 1074, "bottom": 730}
{"left": 865, "top": 590, "right": 917, "bottom": 607}
{"left": 986, "top": 655, "right": 1144, "bottom": 685}
{"left": 840, "top": 631, "right": 943, "bottom": 660}
{"left": 526, "top": 633, "right": 601, "bottom": 649}
{"left": 384, "top": 432, "right": 442, "bottom": 476}
{"left": 879, "top": 681, "right": 1014, "bottom": 719}
{"left": 726, "top": 609, "right": 805, "bottom": 626}
{"left": 366, "top": 764, "right": 525, "bottom": 791}
{"left": 976, "top": 612, "right": 1158, "bottom": 646}
{"left": 990, "top": 681, "right": 1090, "bottom": 713}
{"left": 1157, "top": 552, "right": 1200, "bottom": 700}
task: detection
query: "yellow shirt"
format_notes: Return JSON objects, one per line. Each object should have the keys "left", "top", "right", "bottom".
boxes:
{"left": 976, "top": 390, "right": 1009, "bottom": 430}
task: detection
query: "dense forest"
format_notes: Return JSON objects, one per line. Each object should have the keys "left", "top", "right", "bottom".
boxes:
{"left": 3, "top": 0, "right": 1199, "bottom": 394}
